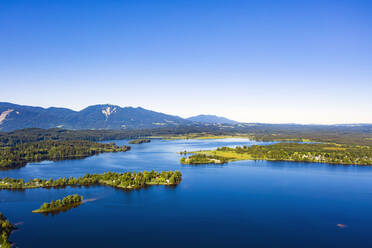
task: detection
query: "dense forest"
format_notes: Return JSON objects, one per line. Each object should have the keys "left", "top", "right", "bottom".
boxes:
{"left": 33, "top": 194, "right": 83, "bottom": 213}
{"left": 0, "top": 140, "right": 130, "bottom": 169}
{"left": 241, "top": 143, "right": 372, "bottom": 165}
{"left": 0, "top": 212, "right": 15, "bottom": 248}
{"left": 0, "top": 128, "right": 152, "bottom": 146}
{"left": 128, "top": 139, "right": 151, "bottom": 144}
{"left": 191, "top": 143, "right": 372, "bottom": 165}
{"left": 0, "top": 170, "right": 182, "bottom": 190}
{"left": 1, "top": 124, "right": 372, "bottom": 147}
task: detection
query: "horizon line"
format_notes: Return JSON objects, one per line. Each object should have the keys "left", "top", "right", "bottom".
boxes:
{"left": 1, "top": 101, "right": 372, "bottom": 126}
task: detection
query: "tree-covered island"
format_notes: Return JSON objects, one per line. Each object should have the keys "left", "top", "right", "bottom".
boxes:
{"left": 128, "top": 139, "right": 151, "bottom": 144}
{"left": 180, "top": 154, "right": 228, "bottom": 165}
{"left": 181, "top": 143, "right": 372, "bottom": 166}
{"left": 0, "top": 140, "right": 130, "bottom": 169}
{"left": 0, "top": 212, "right": 15, "bottom": 248}
{"left": 33, "top": 194, "right": 83, "bottom": 214}
{"left": 0, "top": 170, "right": 182, "bottom": 190}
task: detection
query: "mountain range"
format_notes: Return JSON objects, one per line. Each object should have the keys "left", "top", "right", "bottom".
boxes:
{"left": 0, "top": 102, "right": 239, "bottom": 131}
{"left": 186, "top": 115, "right": 238, "bottom": 125}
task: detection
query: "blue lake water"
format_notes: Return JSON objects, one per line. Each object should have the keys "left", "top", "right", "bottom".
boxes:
{"left": 1, "top": 138, "right": 372, "bottom": 247}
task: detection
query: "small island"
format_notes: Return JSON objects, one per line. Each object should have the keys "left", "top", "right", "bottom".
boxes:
{"left": 0, "top": 170, "right": 182, "bottom": 190}
{"left": 33, "top": 194, "right": 83, "bottom": 214}
{"left": 0, "top": 212, "right": 15, "bottom": 248}
{"left": 181, "top": 154, "right": 227, "bottom": 165}
{"left": 181, "top": 143, "right": 372, "bottom": 166}
{"left": 128, "top": 139, "right": 151, "bottom": 144}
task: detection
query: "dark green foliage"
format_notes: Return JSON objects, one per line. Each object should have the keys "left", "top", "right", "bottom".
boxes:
{"left": 217, "top": 143, "right": 372, "bottom": 165}
{"left": 0, "top": 212, "right": 15, "bottom": 247}
{"left": 34, "top": 194, "right": 83, "bottom": 213}
{"left": 0, "top": 170, "right": 182, "bottom": 190}
{"left": 0, "top": 140, "right": 130, "bottom": 169}
{"left": 128, "top": 139, "right": 151, "bottom": 144}
{"left": 0, "top": 128, "right": 152, "bottom": 146}
{"left": 2, "top": 122, "right": 372, "bottom": 147}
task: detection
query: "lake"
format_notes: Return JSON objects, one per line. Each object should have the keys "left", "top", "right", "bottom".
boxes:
{"left": 1, "top": 138, "right": 372, "bottom": 248}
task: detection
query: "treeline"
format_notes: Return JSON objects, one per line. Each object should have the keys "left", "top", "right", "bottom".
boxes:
{"left": 0, "top": 128, "right": 152, "bottom": 146}
{"left": 0, "top": 170, "right": 182, "bottom": 190}
{"left": 0, "top": 212, "right": 15, "bottom": 248}
{"left": 0, "top": 126, "right": 234, "bottom": 147}
{"left": 217, "top": 143, "right": 372, "bottom": 165}
{"left": 0, "top": 127, "right": 225, "bottom": 146}
{"left": 1, "top": 124, "right": 372, "bottom": 147}
{"left": 33, "top": 194, "right": 83, "bottom": 213}
{"left": 128, "top": 139, "right": 151, "bottom": 144}
{"left": 181, "top": 154, "right": 228, "bottom": 165}
{"left": 0, "top": 140, "right": 130, "bottom": 169}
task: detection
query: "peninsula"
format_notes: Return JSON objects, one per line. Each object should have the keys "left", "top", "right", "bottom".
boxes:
{"left": 182, "top": 143, "right": 372, "bottom": 166}
{"left": 0, "top": 140, "right": 130, "bottom": 169}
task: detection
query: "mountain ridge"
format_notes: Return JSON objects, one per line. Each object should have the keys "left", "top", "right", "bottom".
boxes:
{"left": 0, "top": 102, "right": 191, "bottom": 131}
{"left": 187, "top": 114, "right": 239, "bottom": 124}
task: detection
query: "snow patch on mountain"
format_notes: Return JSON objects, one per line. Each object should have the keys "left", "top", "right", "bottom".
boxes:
{"left": 0, "top": 109, "right": 14, "bottom": 125}
{"left": 101, "top": 106, "right": 117, "bottom": 120}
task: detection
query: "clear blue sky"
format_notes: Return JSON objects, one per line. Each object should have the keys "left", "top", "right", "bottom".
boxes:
{"left": 1, "top": 0, "right": 371, "bottom": 124}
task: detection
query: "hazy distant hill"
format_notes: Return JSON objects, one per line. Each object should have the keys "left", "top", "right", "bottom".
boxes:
{"left": 187, "top": 114, "right": 239, "bottom": 125}
{"left": 0, "top": 102, "right": 190, "bottom": 131}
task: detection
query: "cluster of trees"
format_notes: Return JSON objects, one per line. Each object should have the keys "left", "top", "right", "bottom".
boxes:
{"left": 216, "top": 143, "right": 372, "bottom": 165}
{"left": 0, "top": 140, "right": 130, "bottom": 169}
{"left": 100, "top": 170, "right": 182, "bottom": 188}
{"left": 128, "top": 139, "right": 151, "bottom": 144}
{"left": 0, "top": 170, "right": 182, "bottom": 190}
{"left": 181, "top": 154, "right": 228, "bottom": 165}
{"left": 33, "top": 194, "right": 83, "bottom": 213}
{"left": 0, "top": 212, "right": 15, "bottom": 248}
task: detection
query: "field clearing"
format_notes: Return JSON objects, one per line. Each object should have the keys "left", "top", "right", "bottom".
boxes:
{"left": 154, "top": 133, "right": 253, "bottom": 140}
{"left": 195, "top": 150, "right": 253, "bottom": 161}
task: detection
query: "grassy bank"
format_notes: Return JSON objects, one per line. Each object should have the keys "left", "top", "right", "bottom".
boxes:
{"left": 195, "top": 150, "right": 253, "bottom": 161}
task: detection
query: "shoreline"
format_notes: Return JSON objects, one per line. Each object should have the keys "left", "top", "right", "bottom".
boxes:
{"left": 185, "top": 149, "right": 372, "bottom": 166}
{"left": 0, "top": 171, "right": 182, "bottom": 190}
{"left": 0, "top": 181, "right": 180, "bottom": 190}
